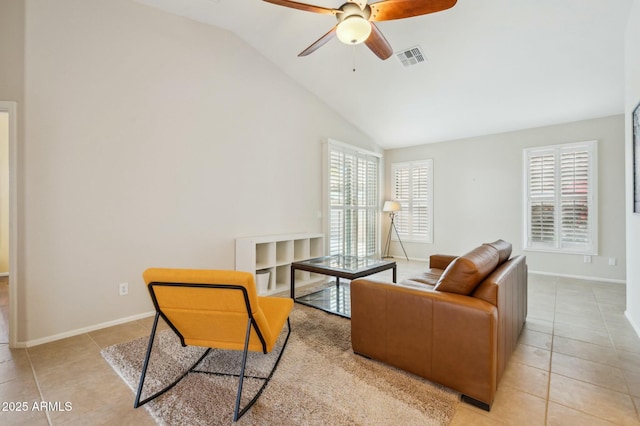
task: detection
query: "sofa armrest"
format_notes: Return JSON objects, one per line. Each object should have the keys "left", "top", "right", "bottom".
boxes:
{"left": 429, "top": 254, "right": 458, "bottom": 270}
{"left": 351, "top": 278, "right": 498, "bottom": 405}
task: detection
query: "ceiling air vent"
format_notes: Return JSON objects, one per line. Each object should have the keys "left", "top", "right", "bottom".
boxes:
{"left": 396, "top": 46, "right": 426, "bottom": 67}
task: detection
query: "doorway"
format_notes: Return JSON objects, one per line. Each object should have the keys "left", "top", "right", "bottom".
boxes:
{"left": 0, "top": 111, "right": 8, "bottom": 343}
{"left": 0, "top": 102, "right": 17, "bottom": 348}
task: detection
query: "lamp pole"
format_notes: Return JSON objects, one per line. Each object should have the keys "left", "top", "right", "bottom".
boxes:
{"left": 382, "top": 207, "right": 409, "bottom": 261}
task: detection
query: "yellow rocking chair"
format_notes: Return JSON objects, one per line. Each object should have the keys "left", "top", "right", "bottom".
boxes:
{"left": 134, "top": 268, "right": 293, "bottom": 421}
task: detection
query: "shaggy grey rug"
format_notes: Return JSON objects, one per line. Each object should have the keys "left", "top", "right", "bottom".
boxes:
{"left": 102, "top": 305, "right": 459, "bottom": 425}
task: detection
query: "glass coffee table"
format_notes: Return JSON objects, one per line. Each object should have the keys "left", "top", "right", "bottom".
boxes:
{"left": 290, "top": 255, "right": 396, "bottom": 318}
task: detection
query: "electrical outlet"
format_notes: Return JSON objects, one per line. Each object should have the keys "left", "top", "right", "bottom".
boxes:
{"left": 583, "top": 255, "right": 592, "bottom": 264}
{"left": 609, "top": 257, "right": 617, "bottom": 266}
{"left": 119, "top": 282, "right": 128, "bottom": 296}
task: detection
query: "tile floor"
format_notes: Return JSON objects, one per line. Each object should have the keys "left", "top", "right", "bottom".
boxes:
{"left": 0, "top": 261, "right": 639, "bottom": 425}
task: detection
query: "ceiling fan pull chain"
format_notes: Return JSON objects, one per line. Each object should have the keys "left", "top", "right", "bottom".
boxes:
{"left": 352, "top": 45, "right": 357, "bottom": 72}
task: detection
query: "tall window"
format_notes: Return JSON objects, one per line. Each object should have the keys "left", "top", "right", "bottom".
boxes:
{"left": 326, "top": 142, "right": 379, "bottom": 257}
{"left": 524, "top": 141, "right": 597, "bottom": 254}
{"left": 391, "top": 160, "right": 434, "bottom": 243}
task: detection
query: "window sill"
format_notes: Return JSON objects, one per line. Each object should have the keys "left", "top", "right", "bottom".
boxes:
{"left": 524, "top": 247, "right": 597, "bottom": 256}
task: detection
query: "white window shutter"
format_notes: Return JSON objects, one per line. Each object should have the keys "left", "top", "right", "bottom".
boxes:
{"left": 393, "top": 167, "right": 410, "bottom": 235}
{"left": 527, "top": 151, "right": 555, "bottom": 247}
{"left": 524, "top": 141, "right": 596, "bottom": 254}
{"left": 391, "top": 160, "right": 433, "bottom": 243}
{"left": 530, "top": 202, "right": 555, "bottom": 243}
{"left": 560, "top": 150, "right": 590, "bottom": 246}
{"left": 327, "top": 143, "right": 379, "bottom": 257}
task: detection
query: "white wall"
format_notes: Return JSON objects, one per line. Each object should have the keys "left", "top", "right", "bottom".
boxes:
{"left": 16, "top": 0, "right": 378, "bottom": 344}
{"left": 385, "top": 115, "right": 626, "bottom": 283}
{"left": 625, "top": 0, "right": 640, "bottom": 334}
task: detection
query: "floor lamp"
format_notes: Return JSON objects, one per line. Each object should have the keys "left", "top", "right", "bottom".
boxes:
{"left": 382, "top": 201, "right": 409, "bottom": 261}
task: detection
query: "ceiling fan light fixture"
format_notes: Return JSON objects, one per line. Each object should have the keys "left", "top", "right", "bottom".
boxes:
{"left": 336, "top": 15, "right": 371, "bottom": 45}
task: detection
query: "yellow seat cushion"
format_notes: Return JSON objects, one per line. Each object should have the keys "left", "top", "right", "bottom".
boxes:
{"left": 257, "top": 296, "right": 294, "bottom": 352}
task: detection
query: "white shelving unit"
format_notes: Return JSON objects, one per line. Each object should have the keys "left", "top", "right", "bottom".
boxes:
{"left": 236, "top": 233, "right": 325, "bottom": 296}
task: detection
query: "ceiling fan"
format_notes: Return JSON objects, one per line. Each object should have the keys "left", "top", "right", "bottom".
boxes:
{"left": 262, "top": 0, "right": 457, "bottom": 60}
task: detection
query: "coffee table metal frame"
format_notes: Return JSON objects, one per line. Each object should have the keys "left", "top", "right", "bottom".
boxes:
{"left": 290, "top": 255, "right": 397, "bottom": 317}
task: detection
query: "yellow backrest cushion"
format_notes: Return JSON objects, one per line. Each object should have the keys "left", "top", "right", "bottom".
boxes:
{"left": 142, "top": 268, "right": 274, "bottom": 352}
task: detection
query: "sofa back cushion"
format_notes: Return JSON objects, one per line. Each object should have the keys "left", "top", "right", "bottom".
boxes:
{"left": 434, "top": 245, "right": 499, "bottom": 295}
{"left": 484, "top": 239, "right": 512, "bottom": 265}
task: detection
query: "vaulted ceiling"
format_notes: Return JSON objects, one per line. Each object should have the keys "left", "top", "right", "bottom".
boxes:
{"left": 134, "top": 0, "right": 634, "bottom": 149}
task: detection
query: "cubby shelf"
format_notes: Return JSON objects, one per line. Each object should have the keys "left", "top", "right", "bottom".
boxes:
{"left": 235, "top": 233, "right": 325, "bottom": 296}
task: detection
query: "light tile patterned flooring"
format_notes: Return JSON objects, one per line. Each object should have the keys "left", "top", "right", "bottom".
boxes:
{"left": 0, "top": 261, "right": 639, "bottom": 425}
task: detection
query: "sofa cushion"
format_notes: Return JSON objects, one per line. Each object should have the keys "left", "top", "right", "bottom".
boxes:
{"left": 406, "top": 269, "right": 445, "bottom": 287}
{"left": 484, "top": 239, "right": 512, "bottom": 265}
{"left": 434, "top": 245, "right": 499, "bottom": 295}
{"left": 397, "top": 279, "right": 437, "bottom": 291}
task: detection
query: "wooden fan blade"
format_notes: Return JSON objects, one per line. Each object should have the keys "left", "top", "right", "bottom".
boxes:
{"left": 298, "top": 26, "right": 338, "bottom": 56}
{"left": 262, "top": 0, "right": 340, "bottom": 15}
{"left": 369, "top": 0, "right": 457, "bottom": 21}
{"left": 365, "top": 23, "right": 393, "bottom": 60}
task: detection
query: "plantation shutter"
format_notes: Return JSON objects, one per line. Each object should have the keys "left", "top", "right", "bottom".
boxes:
{"left": 328, "top": 143, "right": 379, "bottom": 257}
{"left": 329, "top": 149, "right": 345, "bottom": 256}
{"left": 412, "top": 164, "right": 431, "bottom": 241}
{"left": 528, "top": 152, "right": 555, "bottom": 244}
{"left": 560, "top": 150, "right": 590, "bottom": 245}
{"left": 524, "top": 141, "right": 596, "bottom": 254}
{"left": 393, "top": 166, "right": 410, "bottom": 235}
{"left": 391, "top": 160, "right": 433, "bottom": 243}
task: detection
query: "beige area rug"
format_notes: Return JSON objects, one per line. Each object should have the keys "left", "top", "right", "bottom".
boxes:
{"left": 102, "top": 305, "right": 459, "bottom": 425}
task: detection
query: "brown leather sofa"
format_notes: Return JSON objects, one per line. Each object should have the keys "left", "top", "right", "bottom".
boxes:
{"left": 350, "top": 240, "right": 527, "bottom": 410}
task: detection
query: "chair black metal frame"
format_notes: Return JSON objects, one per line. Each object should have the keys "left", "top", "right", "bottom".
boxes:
{"left": 134, "top": 282, "right": 292, "bottom": 422}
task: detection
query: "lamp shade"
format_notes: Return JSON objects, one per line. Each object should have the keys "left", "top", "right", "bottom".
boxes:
{"left": 336, "top": 15, "right": 372, "bottom": 45}
{"left": 383, "top": 201, "right": 401, "bottom": 212}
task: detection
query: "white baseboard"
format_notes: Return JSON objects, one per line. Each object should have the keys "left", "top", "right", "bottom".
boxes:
{"left": 625, "top": 311, "right": 640, "bottom": 338}
{"left": 18, "top": 311, "right": 156, "bottom": 348}
{"left": 0, "top": 272, "right": 8, "bottom": 277}
{"left": 528, "top": 270, "right": 626, "bottom": 285}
